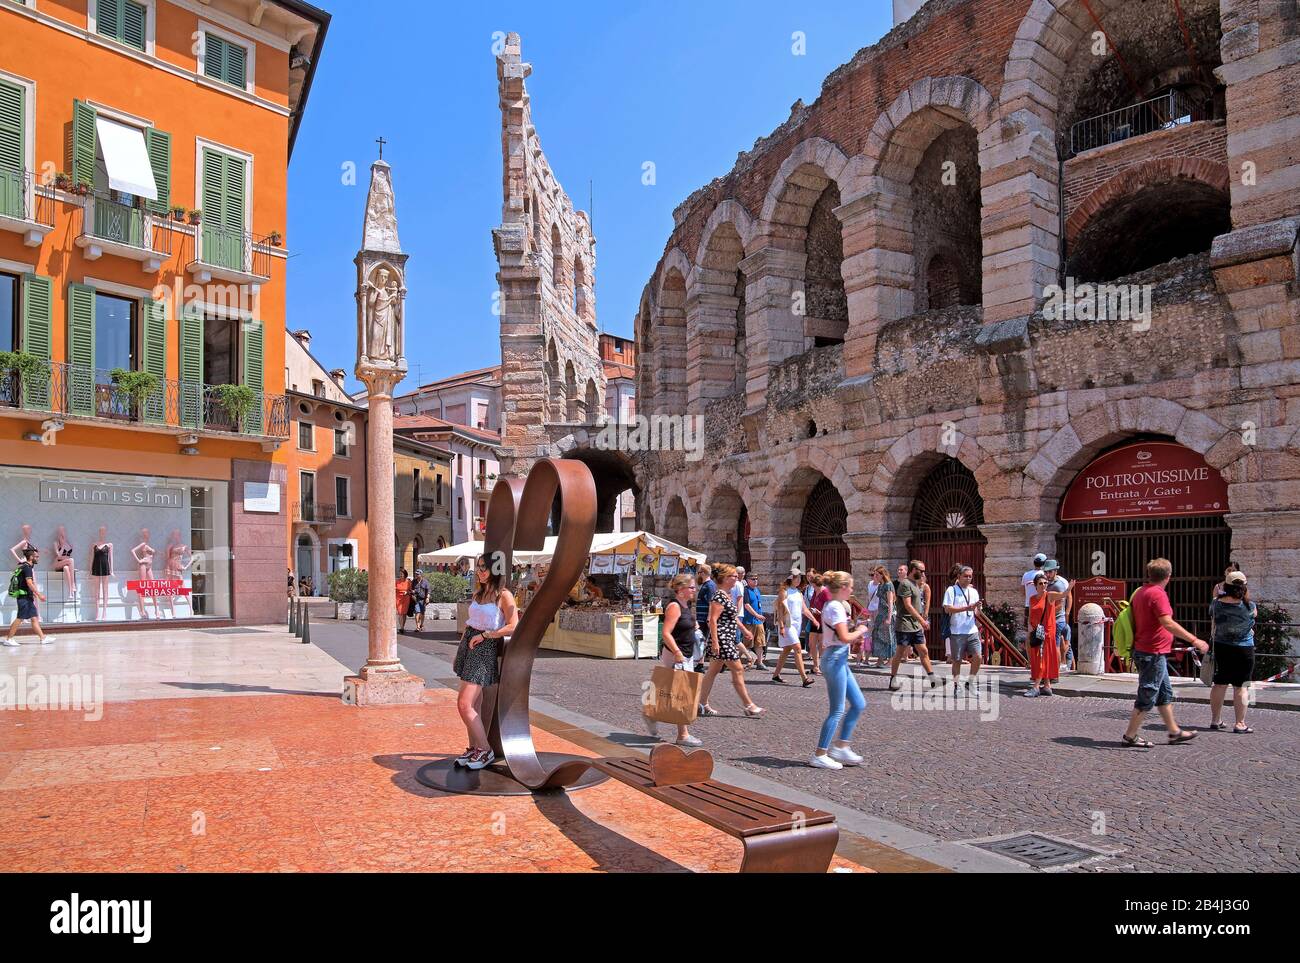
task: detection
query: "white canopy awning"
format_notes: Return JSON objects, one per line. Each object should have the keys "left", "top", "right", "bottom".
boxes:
{"left": 95, "top": 116, "right": 158, "bottom": 200}
{"left": 416, "top": 531, "right": 706, "bottom": 567}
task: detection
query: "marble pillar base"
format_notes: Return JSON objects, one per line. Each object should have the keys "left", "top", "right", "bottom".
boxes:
{"left": 342, "top": 669, "right": 426, "bottom": 706}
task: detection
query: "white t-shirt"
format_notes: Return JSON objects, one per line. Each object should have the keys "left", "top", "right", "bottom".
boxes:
{"left": 1022, "top": 569, "right": 1040, "bottom": 606}
{"left": 821, "top": 599, "right": 850, "bottom": 647}
{"left": 730, "top": 583, "right": 744, "bottom": 614}
{"left": 943, "top": 584, "right": 980, "bottom": 636}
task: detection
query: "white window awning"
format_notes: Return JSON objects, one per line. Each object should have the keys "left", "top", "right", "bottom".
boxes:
{"left": 95, "top": 116, "right": 158, "bottom": 201}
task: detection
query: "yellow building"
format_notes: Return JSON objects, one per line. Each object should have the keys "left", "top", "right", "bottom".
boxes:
{"left": 394, "top": 434, "right": 452, "bottom": 574}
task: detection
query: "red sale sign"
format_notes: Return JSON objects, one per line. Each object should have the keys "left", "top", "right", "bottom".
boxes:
{"left": 127, "top": 579, "right": 191, "bottom": 598}
{"left": 1058, "top": 442, "right": 1228, "bottom": 522}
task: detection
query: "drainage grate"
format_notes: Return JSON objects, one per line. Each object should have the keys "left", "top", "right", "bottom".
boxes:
{"left": 970, "top": 833, "right": 1100, "bottom": 868}
{"left": 199, "top": 628, "right": 272, "bottom": 635}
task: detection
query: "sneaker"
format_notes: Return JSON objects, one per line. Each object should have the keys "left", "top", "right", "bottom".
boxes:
{"left": 675, "top": 734, "right": 703, "bottom": 747}
{"left": 39, "top": 636, "right": 55, "bottom": 645}
{"left": 2, "top": 638, "right": 19, "bottom": 647}
{"left": 887, "top": 679, "right": 901, "bottom": 692}
{"left": 454, "top": 747, "right": 475, "bottom": 767}
{"left": 809, "top": 753, "right": 843, "bottom": 770}
{"left": 1024, "top": 686, "right": 1040, "bottom": 698}
{"left": 828, "top": 745, "right": 863, "bottom": 766}
{"left": 928, "top": 674, "right": 938, "bottom": 688}
{"left": 465, "top": 749, "right": 495, "bottom": 771}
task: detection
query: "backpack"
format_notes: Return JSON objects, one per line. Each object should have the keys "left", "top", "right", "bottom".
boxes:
{"left": 8, "top": 566, "right": 27, "bottom": 598}
{"left": 1111, "top": 588, "right": 1141, "bottom": 660}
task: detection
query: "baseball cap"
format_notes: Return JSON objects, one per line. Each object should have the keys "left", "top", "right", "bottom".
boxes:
{"left": 1033, "top": 553, "right": 1047, "bottom": 565}
{"left": 1043, "top": 559, "right": 1060, "bottom": 572}
{"left": 1225, "top": 571, "right": 1247, "bottom": 586}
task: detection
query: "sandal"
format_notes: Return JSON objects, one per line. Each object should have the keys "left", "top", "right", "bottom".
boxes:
{"left": 1208, "top": 722, "right": 1227, "bottom": 731}
{"left": 1121, "top": 734, "right": 1154, "bottom": 748}
{"left": 1232, "top": 724, "right": 1254, "bottom": 734}
{"left": 1169, "top": 729, "right": 1198, "bottom": 745}
{"left": 771, "top": 675, "right": 787, "bottom": 684}
{"left": 698, "top": 704, "right": 718, "bottom": 717}
{"left": 801, "top": 677, "right": 815, "bottom": 687}
{"left": 743, "top": 705, "right": 766, "bottom": 718}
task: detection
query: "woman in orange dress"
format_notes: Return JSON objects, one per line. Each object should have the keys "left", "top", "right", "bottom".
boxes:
{"left": 396, "top": 569, "right": 412, "bottom": 633}
{"left": 1027, "top": 573, "right": 1069, "bottom": 697}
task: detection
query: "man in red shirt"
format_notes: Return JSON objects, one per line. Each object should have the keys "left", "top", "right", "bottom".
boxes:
{"left": 1121, "top": 558, "right": 1209, "bottom": 747}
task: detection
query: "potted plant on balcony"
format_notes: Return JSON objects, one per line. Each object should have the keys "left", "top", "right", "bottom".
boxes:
{"left": 109, "top": 368, "right": 161, "bottom": 419}
{"left": 170, "top": 205, "right": 186, "bottom": 221}
{"left": 268, "top": 231, "right": 282, "bottom": 247}
{"left": 210, "top": 383, "right": 256, "bottom": 429}
{"left": 54, "top": 171, "right": 72, "bottom": 191}
{"left": 0, "top": 350, "right": 51, "bottom": 401}
{"left": 71, "top": 177, "right": 91, "bottom": 197}
{"left": 187, "top": 208, "right": 202, "bottom": 225}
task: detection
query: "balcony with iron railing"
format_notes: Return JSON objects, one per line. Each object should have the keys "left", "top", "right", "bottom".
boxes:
{"left": 1067, "top": 89, "right": 1208, "bottom": 157}
{"left": 184, "top": 222, "right": 275, "bottom": 286}
{"left": 0, "top": 360, "right": 289, "bottom": 441}
{"left": 412, "top": 495, "right": 438, "bottom": 518}
{"left": 293, "top": 501, "right": 338, "bottom": 526}
{"left": 0, "top": 168, "right": 55, "bottom": 246}
{"left": 73, "top": 191, "right": 173, "bottom": 271}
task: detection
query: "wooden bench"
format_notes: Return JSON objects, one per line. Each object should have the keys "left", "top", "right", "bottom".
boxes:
{"left": 583, "top": 745, "right": 839, "bottom": 873}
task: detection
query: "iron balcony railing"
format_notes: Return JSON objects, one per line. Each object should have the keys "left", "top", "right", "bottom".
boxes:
{"left": 1068, "top": 89, "right": 1205, "bottom": 157}
{"left": 186, "top": 222, "right": 274, "bottom": 279}
{"left": 0, "top": 168, "right": 55, "bottom": 226}
{"left": 293, "top": 501, "right": 338, "bottom": 526}
{"left": 0, "top": 360, "right": 289, "bottom": 438}
{"left": 412, "top": 495, "right": 438, "bottom": 517}
{"left": 74, "top": 191, "right": 173, "bottom": 256}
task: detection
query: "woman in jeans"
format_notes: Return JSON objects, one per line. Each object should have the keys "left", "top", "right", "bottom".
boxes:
{"left": 1208, "top": 571, "right": 1257, "bottom": 733}
{"left": 810, "top": 570, "right": 868, "bottom": 770}
{"left": 649, "top": 574, "right": 703, "bottom": 746}
{"left": 453, "top": 554, "right": 519, "bottom": 771}
{"left": 697, "top": 564, "right": 764, "bottom": 718}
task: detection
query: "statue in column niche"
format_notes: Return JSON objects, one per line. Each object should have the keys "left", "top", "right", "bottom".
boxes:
{"left": 363, "top": 264, "right": 404, "bottom": 363}
{"left": 91, "top": 526, "right": 115, "bottom": 621}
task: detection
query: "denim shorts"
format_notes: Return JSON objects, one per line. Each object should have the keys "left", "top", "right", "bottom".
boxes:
{"left": 1134, "top": 652, "right": 1174, "bottom": 711}
{"left": 897, "top": 629, "right": 926, "bottom": 650}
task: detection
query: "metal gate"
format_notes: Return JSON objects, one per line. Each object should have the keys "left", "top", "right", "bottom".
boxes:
{"left": 907, "top": 457, "right": 987, "bottom": 651}
{"left": 1056, "top": 514, "right": 1231, "bottom": 649}
{"left": 736, "top": 504, "right": 752, "bottom": 573}
{"left": 800, "top": 477, "right": 850, "bottom": 573}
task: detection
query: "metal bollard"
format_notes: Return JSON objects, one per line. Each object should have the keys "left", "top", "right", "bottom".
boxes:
{"left": 289, "top": 597, "right": 297, "bottom": 634}
{"left": 293, "top": 599, "right": 302, "bottom": 638}
{"left": 301, "top": 606, "right": 311, "bottom": 645}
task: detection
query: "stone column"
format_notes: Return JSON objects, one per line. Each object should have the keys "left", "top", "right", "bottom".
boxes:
{"left": 982, "top": 520, "right": 1059, "bottom": 610}
{"left": 836, "top": 184, "right": 914, "bottom": 381}
{"left": 1226, "top": 511, "right": 1300, "bottom": 619}
{"left": 747, "top": 535, "right": 801, "bottom": 590}
{"left": 343, "top": 368, "right": 425, "bottom": 705}
{"left": 737, "top": 247, "right": 807, "bottom": 414}
{"left": 685, "top": 267, "right": 743, "bottom": 411}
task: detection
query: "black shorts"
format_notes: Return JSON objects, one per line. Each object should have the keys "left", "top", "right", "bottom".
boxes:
{"left": 1211, "top": 644, "right": 1255, "bottom": 688}
{"left": 16, "top": 596, "right": 38, "bottom": 620}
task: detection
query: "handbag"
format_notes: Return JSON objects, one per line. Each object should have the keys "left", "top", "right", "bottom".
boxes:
{"left": 643, "top": 665, "right": 702, "bottom": 725}
{"left": 1199, "top": 643, "right": 1215, "bottom": 686}
{"left": 1031, "top": 622, "right": 1045, "bottom": 648}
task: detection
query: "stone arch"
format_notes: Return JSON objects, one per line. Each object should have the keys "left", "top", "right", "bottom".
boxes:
{"left": 693, "top": 199, "right": 757, "bottom": 266}
{"left": 564, "top": 359, "right": 578, "bottom": 421}
{"left": 583, "top": 378, "right": 599, "bottom": 422}
{"left": 634, "top": 288, "right": 656, "bottom": 416}
{"left": 653, "top": 250, "right": 690, "bottom": 413}
{"left": 573, "top": 254, "right": 589, "bottom": 321}
{"left": 545, "top": 339, "right": 563, "bottom": 421}
{"left": 867, "top": 426, "right": 992, "bottom": 537}
{"left": 1064, "top": 158, "right": 1231, "bottom": 281}
{"left": 688, "top": 217, "right": 748, "bottom": 406}
{"left": 663, "top": 495, "right": 690, "bottom": 547}
{"left": 700, "top": 481, "right": 751, "bottom": 567}
{"left": 1025, "top": 398, "right": 1245, "bottom": 522}
{"left": 865, "top": 77, "right": 995, "bottom": 183}
{"left": 758, "top": 136, "right": 852, "bottom": 231}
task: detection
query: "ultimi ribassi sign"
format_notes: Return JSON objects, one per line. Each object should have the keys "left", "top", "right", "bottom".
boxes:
{"left": 1059, "top": 442, "right": 1228, "bottom": 522}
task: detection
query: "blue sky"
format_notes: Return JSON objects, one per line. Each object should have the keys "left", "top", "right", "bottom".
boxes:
{"left": 287, "top": 0, "right": 896, "bottom": 392}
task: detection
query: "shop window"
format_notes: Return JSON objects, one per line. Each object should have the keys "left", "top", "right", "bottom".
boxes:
{"left": 298, "top": 420, "right": 313, "bottom": 450}
{"left": 335, "top": 476, "right": 350, "bottom": 518}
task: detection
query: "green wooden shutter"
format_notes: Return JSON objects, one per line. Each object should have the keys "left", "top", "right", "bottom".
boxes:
{"left": 202, "top": 33, "right": 224, "bottom": 82}
{"left": 179, "top": 304, "right": 204, "bottom": 429}
{"left": 241, "top": 318, "right": 263, "bottom": 434}
{"left": 20, "top": 274, "right": 53, "bottom": 410}
{"left": 0, "top": 79, "right": 23, "bottom": 219}
{"left": 144, "top": 128, "right": 170, "bottom": 215}
{"left": 223, "top": 154, "right": 246, "bottom": 271}
{"left": 71, "top": 100, "right": 96, "bottom": 190}
{"left": 141, "top": 297, "right": 167, "bottom": 424}
{"left": 225, "top": 40, "right": 248, "bottom": 89}
{"left": 203, "top": 34, "right": 247, "bottom": 89}
{"left": 66, "top": 283, "right": 96, "bottom": 417}
{"left": 201, "top": 147, "right": 229, "bottom": 269}
{"left": 122, "top": 0, "right": 147, "bottom": 51}
{"left": 96, "top": 0, "right": 122, "bottom": 41}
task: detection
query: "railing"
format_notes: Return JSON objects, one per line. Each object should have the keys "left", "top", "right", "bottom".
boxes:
{"left": 1068, "top": 89, "right": 1205, "bottom": 157}
{"left": 412, "top": 495, "right": 437, "bottom": 516}
{"left": 0, "top": 168, "right": 55, "bottom": 226}
{"left": 294, "top": 501, "right": 337, "bottom": 525}
{"left": 975, "top": 610, "right": 1029, "bottom": 668}
{"left": 186, "top": 222, "right": 274, "bottom": 278}
{"left": 0, "top": 360, "right": 289, "bottom": 438}
{"left": 74, "top": 191, "right": 172, "bottom": 256}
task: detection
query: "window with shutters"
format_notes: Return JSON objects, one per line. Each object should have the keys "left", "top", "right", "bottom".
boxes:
{"left": 0, "top": 76, "right": 28, "bottom": 220}
{"left": 0, "top": 272, "right": 16, "bottom": 354}
{"left": 200, "top": 28, "right": 252, "bottom": 92}
{"left": 202, "top": 314, "right": 236, "bottom": 387}
{"left": 93, "top": 0, "right": 150, "bottom": 53}
{"left": 94, "top": 292, "right": 136, "bottom": 375}
{"left": 199, "top": 145, "right": 250, "bottom": 272}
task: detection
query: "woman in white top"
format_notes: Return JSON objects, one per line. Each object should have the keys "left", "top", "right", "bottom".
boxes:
{"left": 453, "top": 554, "right": 518, "bottom": 771}
{"left": 772, "top": 574, "right": 817, "bottom": 687}
{"left": 811, "top": 570, "right": 868, "bottom": 770}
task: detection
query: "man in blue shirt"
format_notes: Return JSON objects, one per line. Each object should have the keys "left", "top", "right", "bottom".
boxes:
{"left": 742, "top": 571, "right": 768, "bottom": 670}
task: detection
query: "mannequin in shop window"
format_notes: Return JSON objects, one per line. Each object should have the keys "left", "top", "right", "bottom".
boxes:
{"left": 51, "top": 526, "right": 77, "bottom": 599}
{"left": 10, "top": 524, "right": 34, "bottom": 564}
{"left": 162, "top": 529, "right": 192, "bottom": 619}
{"left": 132, "top": 528, "right": 157, "bottom": 619}
{"left": 91, "top": 526, "right": 114, "bottom": 621}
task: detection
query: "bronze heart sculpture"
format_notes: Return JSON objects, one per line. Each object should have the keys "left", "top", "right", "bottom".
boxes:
{"left": 478, "top": 457, "right": 597, "bottom": 791}
{"left": 648, "top": 743, "right": 714, "bottom": 787}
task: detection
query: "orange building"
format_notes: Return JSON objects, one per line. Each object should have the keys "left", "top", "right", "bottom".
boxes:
{"left": 0, "top": 0, "right": 329, "bottom": 627}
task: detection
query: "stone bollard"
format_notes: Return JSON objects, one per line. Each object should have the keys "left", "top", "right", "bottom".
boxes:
{"left": 301, "top": 606, "right": 311, "bottom": 645}
{"left": 1077, "top": 602, "right": 1106, "bottom": 674}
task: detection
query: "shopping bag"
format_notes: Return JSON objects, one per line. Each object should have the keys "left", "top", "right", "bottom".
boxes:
{"left": 643, "top": 665, "right": 702, "bottom": 725}
{"left": 1199, "top": 644, "right": 1215, "bottom": 686}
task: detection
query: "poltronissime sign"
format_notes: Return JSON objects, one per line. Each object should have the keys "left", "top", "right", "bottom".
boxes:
{"left": 1058, "top": 441, "right": 1229, "bottom": 522}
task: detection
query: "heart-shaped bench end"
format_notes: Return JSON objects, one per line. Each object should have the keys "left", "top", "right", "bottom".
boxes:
{"left": 649, "top": 744, "right": 714, "bottom": 787}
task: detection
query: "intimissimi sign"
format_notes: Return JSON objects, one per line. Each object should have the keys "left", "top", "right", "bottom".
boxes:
{"left": 40, "top": 480, "right": 185, "bottom": 508}
{"left": 1059, "top": 442, "right": 1228, "bottom": 522}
